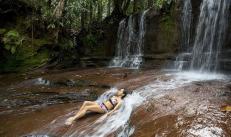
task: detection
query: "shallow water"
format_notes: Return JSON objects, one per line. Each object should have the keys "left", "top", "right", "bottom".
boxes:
{"left": 0, "top": 68, "right": 230, "bottom": 137}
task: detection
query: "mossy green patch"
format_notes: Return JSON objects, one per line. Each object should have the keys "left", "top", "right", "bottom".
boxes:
{"left": 83, "top": 34, "right": 97, "bottom": 49}
{"left": 0, "top": 36, "right": 51, "bottom": 72}
{"left": 160, "top": 15, "right": 175, "bottom": 32}
{"left": 157, "top": 15, "right": 178, "bottom": 53}
{"left": 2, "top": 30, "right": 25, "bottom": 54}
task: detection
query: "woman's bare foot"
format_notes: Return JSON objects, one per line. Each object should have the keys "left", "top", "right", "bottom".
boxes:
{"left": 65, "top": 117, "right": 75, "bottom": 125}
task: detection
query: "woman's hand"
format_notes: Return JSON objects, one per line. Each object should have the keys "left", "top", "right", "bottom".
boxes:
{"left": 65, "top": 117, "right": 75, "bottom": 125}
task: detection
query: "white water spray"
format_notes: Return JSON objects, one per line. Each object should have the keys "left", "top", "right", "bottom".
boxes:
{"left": 109, "top": 10, "right": 148, "bottom": 69}
{"left": 190, "top": 0, "right": 230, "bottom": 72}
{"left": 173, "top": 0, "right": 230, "bottom": 73}
{"left": 64, "top": 71, "right": 227, "bottom": 137}
{"left": 172, "top": 0, "right": 192, "bottom": 71}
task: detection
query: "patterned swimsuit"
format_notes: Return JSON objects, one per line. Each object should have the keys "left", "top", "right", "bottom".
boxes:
{"left": 99, "top": 97, "right": 117, "bottom": 112}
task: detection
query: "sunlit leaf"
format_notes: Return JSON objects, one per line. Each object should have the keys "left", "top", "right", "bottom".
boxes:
{"left": 220, "top": 105, "right": 231, "bottom": 112}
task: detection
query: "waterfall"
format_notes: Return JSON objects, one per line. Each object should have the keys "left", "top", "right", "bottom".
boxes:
{"left": 173, "top": 0, "right": 192, "bottom": 71}
{"left": 181, "top": 0, "right": 192, "bottom": 51}
{"left": 173, "top": 0, "right": 230, "bottom": 72}
{"left": 109, "top": 10, "right": 148, "bottom": 69}
{"left": 190, "top": 0, "right": 230, "bottom": 72}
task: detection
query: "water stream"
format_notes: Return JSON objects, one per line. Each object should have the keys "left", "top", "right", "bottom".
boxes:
{"left": 28, "top": 71, "right": 228, "bottom": 137}
{"left": 76, "top": 72, "right": 227, "bottom": 137}
{"left": 190, "top": 0, "right": 230, "bottom": 72}
{"left": 173, "top": 0, "right": 230, "bottom": 72}
{"left": 109, "top": 10, "right": 148, "bottom": 69}
{"left": 8, "top": 1, "right": 231, "bottom": 137}
{"left": 173, "top": 0, "right": 192, "bottom": 71}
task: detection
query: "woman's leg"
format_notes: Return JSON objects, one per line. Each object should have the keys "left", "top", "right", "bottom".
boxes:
{"left": 78, "top": 101, "right": 97, "bottom": 112}
{"left": 73, "top": 104, "right": 105, "bottom": 120}
{"left": 65, "top": 103, "right": 104, "bottom": 125}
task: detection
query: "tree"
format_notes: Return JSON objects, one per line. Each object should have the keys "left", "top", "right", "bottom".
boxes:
{"left": 112, "top": 0, "right": 130, "bottom": 15}
{"left": 133, "top": 0, "right": 144, "bottom": 13}
{"left": 148, "top": 0, "right": 154, "bottom": 8}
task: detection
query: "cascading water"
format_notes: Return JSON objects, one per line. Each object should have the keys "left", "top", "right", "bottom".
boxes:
{"left": 181, "top": 0, "right": 192, "bottom": 52}
{"left": 190, "top": 0, "right": 230, "bottom": 72}
{"left": 109, "top": 10, "right": 148, "bottom": 69}
{"left": 61, "top": 73, "right": 226, "bottom": 137}
{"left": 173, "top": 0, "right": 192, "bottom": 71}
{"left": 173, "top": 0, "right": 230, "bottom": 72}
{"left": 25, "top": 1, "right": 231, "bottom": 137}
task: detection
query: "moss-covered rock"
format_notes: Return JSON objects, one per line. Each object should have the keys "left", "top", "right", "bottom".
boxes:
{"left": 144, "top": 5, "right": 180, "bottom": 55}
{"left": 0, "top": 36, "right": 51, "bottom": 72}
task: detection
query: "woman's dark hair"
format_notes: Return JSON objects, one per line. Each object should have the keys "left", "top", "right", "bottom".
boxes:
{"left": 121, "top": 90, "right": 129, "bottom": 99}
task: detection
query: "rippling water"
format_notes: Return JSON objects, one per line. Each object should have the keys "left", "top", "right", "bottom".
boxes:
{"left": 58, "top": 71, "right": 228, "bottom": 137}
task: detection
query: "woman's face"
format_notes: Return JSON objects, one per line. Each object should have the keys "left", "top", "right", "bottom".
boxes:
{"left": 117, "top": 89, "right": 124, "bottom": 97}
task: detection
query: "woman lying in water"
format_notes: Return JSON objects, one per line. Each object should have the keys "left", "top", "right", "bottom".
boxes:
{"left": 65, "top": 89, "right": 128, "bottom": 125}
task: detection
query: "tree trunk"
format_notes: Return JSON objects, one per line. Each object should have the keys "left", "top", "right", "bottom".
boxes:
{"left": 53, "top": 0, "right": 65, "bottom": 18}
{"left": 52, "top": 0, "right": 65, "bottom": 43}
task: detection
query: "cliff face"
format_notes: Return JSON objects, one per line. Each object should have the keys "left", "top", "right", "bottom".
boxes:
{"left": 222, "top": 2, "right": 231, "bottom": 72}
{"left": 143, "top": 4, "right": 180, "bottom": 69}
{"left": 107, "top": 0, "right": 231, "bottom": 71}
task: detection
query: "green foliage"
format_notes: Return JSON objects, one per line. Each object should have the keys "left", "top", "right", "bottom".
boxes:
{"left": 154, "top": 0, "right": 172, "bottom": 9}
{"left": 161, "top": 15, "right": 175, "bottom": 31}
{"left": 0, "top": 29, "right": 7, "bottom": 35}
{"left": 158, "top": 15, "right": 177, "bottom": 52}
{"left": 40, "top": 0, "right": 95, "bottom": 29}
{"left": 2, "top": 30, "right": 24, "bottom": 54}
{"left": 0, "top": 37, "right": 51, "bottom": 72}
{"left": 83, "top": 34, "right": 97, "bottom": 48}
{"left": 59, "top": 38, "right": 74, "bottom": 50}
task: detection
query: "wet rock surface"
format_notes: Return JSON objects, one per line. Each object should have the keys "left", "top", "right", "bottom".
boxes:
{"left": 0, "top": 68, "right": 231, "bottom": 137}
{"left": 0, "top": 68, "right": 157, "bottom": 137}
{"left": 131, "top": 80, "right": 231, "bottom": 137}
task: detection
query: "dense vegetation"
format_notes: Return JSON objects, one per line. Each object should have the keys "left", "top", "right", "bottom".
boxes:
{"left": 0, "top": 0, "right": 173, "bottom": 72}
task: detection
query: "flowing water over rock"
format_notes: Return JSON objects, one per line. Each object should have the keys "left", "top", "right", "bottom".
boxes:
{"left": 190, "top": 0, "right": 230, "bottom": 72}
{"left": 109, "top": 10, "right": 148, "bottom": 69}
{"left": 173, "top": 0, "right": 230, "bottom": 72}
{"left": 23, "top": 70, "right": 230, "bottom": 137}
{"left": 1, "top": 1, "right": 231, "bottom": 137}
{"left": 0, "top": 69, "right": 230, "bottom": 137}
{"left": 173, "top": 0, "right": 192, "bottom": 71}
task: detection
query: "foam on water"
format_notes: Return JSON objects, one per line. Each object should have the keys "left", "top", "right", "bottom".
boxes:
{"left": 188, "top": 126, "right": 223, "bottom": 137}
{"left": 173, "top": 71, "right": 227, "bottom": 81}
{"left": 109, "top": 10, "right": 148, "bottom": 69}
{"left": 29, "top": 71, "right": 229, "bottom": 137}
{"left": 65, "top": 92, "right": 144, "bottom": 137}
{"left": 69, "top": 72, "right": 210, "bottom": 137}
{"left": 76, "top": 71, "right": 229, "bottom": 137}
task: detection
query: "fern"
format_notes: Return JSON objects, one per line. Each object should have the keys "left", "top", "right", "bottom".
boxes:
{"left": 3, "top": 30, "right": 24, "bottom": 54}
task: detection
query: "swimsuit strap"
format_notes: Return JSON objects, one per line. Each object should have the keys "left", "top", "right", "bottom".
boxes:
{"left": 102, "top": 102, "right": 109, "bottom": 111}
{"left": 109, "top": 97, "right": 117, "bottom": 108}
